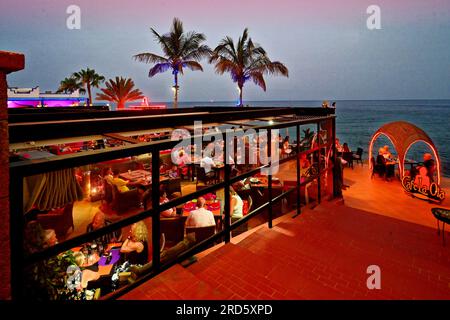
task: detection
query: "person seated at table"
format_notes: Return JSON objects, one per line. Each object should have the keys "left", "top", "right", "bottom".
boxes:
{"left": 335, "top": 138, "right": 343, "bottom": 153}
{"left": 282, "top": 136, "right": 292, "bottom": 155}
{"left": 414, "top": 153, "right": 436, "bottom": 187}
{"left": 103, "top": 167, "right": 114, "bottom": 184}
{"left": 300, "top": 153, "right": 311, "bottom": 178}
{"left": 230, "top": 189, "right": 244, "bottom": 219}
{"left": 382, "top": 145, "right": 393, "bottom": 161}
{"left": 120, "top": 221, "right": 149, "bottom": 266}
{"left": 43, "top": 229, "right": 58, "bottom": 248}
{"left": 381, "top": 146, "right": 396, "bottom": 180}
{"left": 175, "top": 149, "right": 190, "bottom": 178}
{"left": 58, "top": 144, "right": 73, "bottom": 153}
{"left": 110, "top": 169, "right": 144, "bottom": 192}
{"left": 278, "top": 134, "right": 283, "bottom": 149}
{"left": 213, "top": 145, "right": 225, "bottom": 163}
{"left": 160, "top": 188, "right": 177, "bottom": 217}
{"left": 86, "top": 211, "right": 122, "bottom": 245}
{"left": 343, "top": 143, "right": 351, "bottom": 153}
{"left": 185, "top": 197, "right": 216, "bottom": 228}
{"left": 167, "top": 164, "right": 180, "bottom": 179}
{"left": 110, "top": 169, "right": 131, "bottom": 193}
{"left": 423, "top": 153, "right": 436, "bottom": 182}
{"left": 373, "top": 147, "right": 388, "bottom": 179}
{"left": 200, "top": 155, "right": 216, "bottom": 177}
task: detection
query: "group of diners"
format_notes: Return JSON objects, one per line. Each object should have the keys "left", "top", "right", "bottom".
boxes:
{"left": 372, "top": 145, "right": 437, "bottom": 185}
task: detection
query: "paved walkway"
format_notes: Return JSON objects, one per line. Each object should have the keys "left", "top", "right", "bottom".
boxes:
{"left": 121, "top": 165, "right": 450, "bottom": 300}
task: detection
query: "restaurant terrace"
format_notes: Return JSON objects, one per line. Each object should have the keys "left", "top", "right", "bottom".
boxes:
{"left": 8, "top": 105, "right": 337, "bottom": 300}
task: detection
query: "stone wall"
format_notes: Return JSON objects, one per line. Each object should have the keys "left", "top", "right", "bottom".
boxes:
{"left": 0, "top": 51, "right": 24, "bottom": 300}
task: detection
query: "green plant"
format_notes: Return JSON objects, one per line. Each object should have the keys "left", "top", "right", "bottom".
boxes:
{"left": 23, "top": 222, "right": 78, "bottom": 300}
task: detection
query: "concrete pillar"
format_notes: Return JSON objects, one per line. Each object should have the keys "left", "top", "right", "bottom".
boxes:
{"left": 0, "top": 51, "right": 25, "bottom": 300}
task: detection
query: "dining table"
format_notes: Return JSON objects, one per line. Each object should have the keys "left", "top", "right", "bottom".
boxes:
{"left": 247, "top": 176, "right": 283, "bottom": 188}
{"left": 182, "top": 199, "right": 222, "bottom": 217}
{"left": 120, "top": 169, "right": 169, "bottom": 186}
{"left": 71, "top": 242, "right": 123, "bottom": 289}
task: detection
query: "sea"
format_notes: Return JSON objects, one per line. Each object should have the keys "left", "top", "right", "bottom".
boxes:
{"left": 132, "top": 100, "right": 450, "bottom": 177}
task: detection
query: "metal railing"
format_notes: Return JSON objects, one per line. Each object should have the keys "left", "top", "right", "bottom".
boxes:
{"left": 9, "top": 110, "right": 336, "bottom": 300}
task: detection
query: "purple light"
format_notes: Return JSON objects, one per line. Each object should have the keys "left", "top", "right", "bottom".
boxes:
{"left": 7, "top": 99, "right": 85, "bottom": 108}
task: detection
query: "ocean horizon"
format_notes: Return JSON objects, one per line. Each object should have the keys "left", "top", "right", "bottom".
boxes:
{"left": 123, "top": 99, "right": 450, "bottom": 177}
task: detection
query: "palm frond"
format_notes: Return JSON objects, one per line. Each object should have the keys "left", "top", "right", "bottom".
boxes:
{"left": 183, "top": 61, "right": 204, "bottom": 72}
{"left": 249, "top": 72, "right": 267, "bottom": 91}
{"left": 133, "top": 52, "right": 169, "bottom": 64}
{"left": 149, "top": 63, "right": 172, "bottom": 77}
{"left": 96, "top": 76, "right": 144, "bottom": 108}
{"left": 134, "top": 18, "right": 209, "bottom": 83}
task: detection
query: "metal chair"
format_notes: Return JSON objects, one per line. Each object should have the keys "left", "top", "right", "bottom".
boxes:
{"left": 431, "top": 208, "right": 450, "bottom": 246}
{"left": 352, "top": 147, "right": 363, "bottom": 165}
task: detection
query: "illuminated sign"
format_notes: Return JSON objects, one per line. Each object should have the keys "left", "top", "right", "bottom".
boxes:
{"left": 401, "top": 176, "right": 446, "bottom": 203}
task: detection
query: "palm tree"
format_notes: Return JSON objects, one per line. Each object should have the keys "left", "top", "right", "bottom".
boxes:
{"left": 210, "top": 28, "right": 289, "bottom": 107}
{"left": 56, "top": 77, "right": 85, "bottom": 94}
{"left": 73, "top": 68, "right": 105, "bottom": 105}
{"left": 133, "top": 18, "right": 211, "bottom": 108}
{"left": 96, "top": 77, "right": 144, "bottom": 110}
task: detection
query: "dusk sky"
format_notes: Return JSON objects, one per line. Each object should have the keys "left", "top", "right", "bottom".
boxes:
{"left": 1, "top": 0, "right": 450, "bottom": 102}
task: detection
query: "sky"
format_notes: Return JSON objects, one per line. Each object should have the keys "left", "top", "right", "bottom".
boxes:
{"left": 1, "top": 0, "right": 450, "bottom": 102}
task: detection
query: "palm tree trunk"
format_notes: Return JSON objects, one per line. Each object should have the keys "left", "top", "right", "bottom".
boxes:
{"left": 238, "top": 84, "right": 243, "bottom": 107}
{"left": 87, "top": 83, "right": 92, "bottom": 106}
{"left": 173, "top": 72, "right": 179, "bottom": 109}
{"left": 117, "top": 101, "right": 125, "bottom": 110}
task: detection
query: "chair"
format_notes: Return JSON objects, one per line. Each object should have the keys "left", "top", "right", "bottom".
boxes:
{"left": 160, "top": 216, "right": 187, "bottom": 247}
{"left": 86, "top": 274, "right": 113, "bottom": 295}
{"left": 352, "top": 147, "right": 363, "bottom": 166}
{"left": 246, "top": 195, "right": 253, "bottom": 215}
{"left": 282, "top": 180, "right": 298, "bottom": 210}
{"left": 103, "top": 179, "right": 113, "bottom": 204}
{"left": 165, "top": 178, "right": 182, "bottom": 199}
{"left": 36, "top": 202, "right": 74, "bottom": 239}
{"left": 342, "top": 151, "right": 353, "bottom": 169}
{"left": 185, "top": 225, "right": 216, "bottom": 243}
{"left": 431, "top": 208, "right": 450, "bottom": 246}
{"left": 111, "top": 185, "right": 141, "bottom": 213}
{"left": 371, "top": 155, "right": 386, "bottom": 179}
{"left": 232, "top": 195, "right": 252, "bottom": 237}
{"left": 195, "top": 165, "right": 215, "bottom": 187}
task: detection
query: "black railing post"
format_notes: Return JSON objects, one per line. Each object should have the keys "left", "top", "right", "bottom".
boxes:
{"left": 331, "top": 117, "right": 338, "bottom": 198}
{"left": 151, "top": 150, "right": 161, "bottom": 270}
{"left": 9, "top": 173, "right": 23, "bottom": 300}
{"left": 317, "top": 122, "right": 322, "bottom": 204}
{"left": 223, "top": 130, "right": 231, "bottom": 243}
{"left": 294, "top": 124, "right": 301, "bottom": 218}
{"left": 268, "top": 128, "right": 273, "bottom": 229}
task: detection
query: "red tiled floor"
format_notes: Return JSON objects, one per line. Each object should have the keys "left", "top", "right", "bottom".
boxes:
{"left": 121, "top": 170, "right": 450, "bottom": 300}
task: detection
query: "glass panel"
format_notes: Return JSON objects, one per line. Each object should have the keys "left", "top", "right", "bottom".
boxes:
{"left": 158, "top": 188, "right": 225, "bottom": 266}
{"left": 299, "top": 124, "right": 317, "bottom": 152}
{"left": 23, "top": 217, "right": 153, "bottom": 300}
{"left": 22, "top": 150, "right": 158, "bottom": 254}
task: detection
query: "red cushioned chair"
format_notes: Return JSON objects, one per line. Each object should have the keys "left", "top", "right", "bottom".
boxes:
{"left": 36, "top": 202, "right": 74, "bottom": 239}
